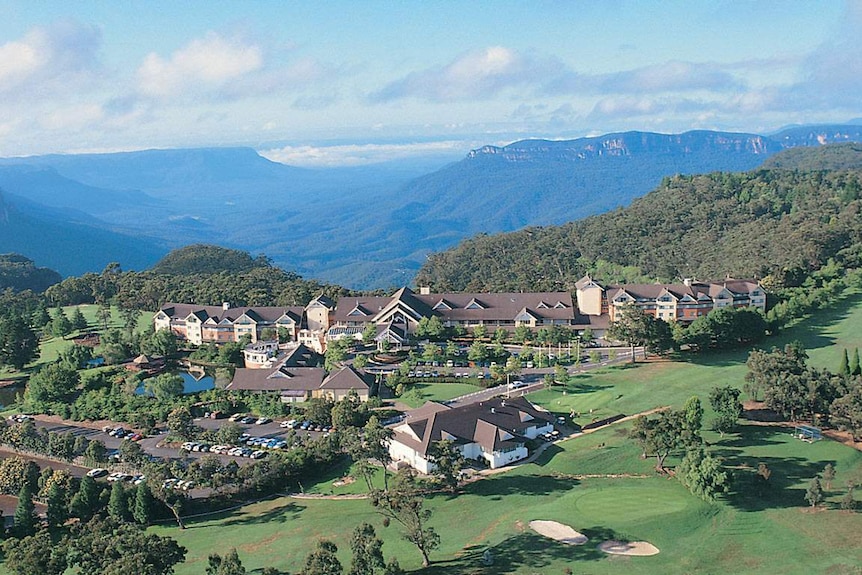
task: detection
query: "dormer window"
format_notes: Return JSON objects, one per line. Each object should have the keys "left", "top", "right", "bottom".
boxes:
{"left": 536, "top": 301, "right": 549, "bottom": 309}
{"left": 432, "top": 299, "right": 452, "bottom": 310}
{"left": 553, "top": 301, "right": 568, "bottom": 309}
{"left": 465, "top": 298, "right": 486, "bottom": 310}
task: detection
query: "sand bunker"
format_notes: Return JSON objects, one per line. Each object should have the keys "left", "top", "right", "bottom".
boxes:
{"left": 598, "top": 540, "right": 660, "bottom": 556}
{"left": 529, "top": 520, "right": 588, "bottom": 545}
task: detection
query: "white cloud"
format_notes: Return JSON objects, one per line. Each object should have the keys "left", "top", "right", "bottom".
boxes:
{"left": 371, "top": 46, "right": 557, "bottom": 102}
{"left": 0, "top": 21, "right": 102, "bottom": 97}
{"left": 259, "top": 140, "right": 470, "bottom": 167}
{"left": 40, "top": 103, "right": 104, "bottom": 130}
{"left": 137, "top": 32, "right": 263, "bottom": 98}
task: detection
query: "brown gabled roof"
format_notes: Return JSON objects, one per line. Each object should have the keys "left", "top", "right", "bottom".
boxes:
{"left": 413, "top": 291, "right": 575, "bottom": 323}
{"left": 228, "top": 365, "right": 325, "bottom": 392}
{"left": 319, "top": 365, "right": 372, "bottom": 391}
{"left": 391, "top": 396, "right": 553, "bottom": 457}
{"left": 158, "top": 303, "right": 304, "bottom": 325}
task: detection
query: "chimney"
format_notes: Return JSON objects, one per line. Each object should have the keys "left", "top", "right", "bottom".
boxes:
{"left": 420, "top": 286, "right": 431, "bottom": 295}
{"left": 222, "top": 302, "right": 230, "bottom": 311}
{"left": 683, "top": 278, "right": 692, "bottom": 287}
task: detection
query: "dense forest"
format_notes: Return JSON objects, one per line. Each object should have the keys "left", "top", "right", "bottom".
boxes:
{"left": 415, "top": 145, "right": 862, "bottom": 292}
{"left": 44, "top": 245, "right": 357, "bottom": 310}
{"left": 0, "top": 254, "right": 61, "bottom": 293}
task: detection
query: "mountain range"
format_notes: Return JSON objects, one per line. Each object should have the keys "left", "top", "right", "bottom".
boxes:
{"left": 3, "top": 124, "right": 862, "bottom": 289}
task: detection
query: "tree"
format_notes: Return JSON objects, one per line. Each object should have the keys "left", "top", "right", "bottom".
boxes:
{"left": 805, "top": 477, "right": 824, "bottom": 507}
{"left": 370, "top": 469, "right": 439, "bottom": 567}
{"left": 3, "top": 531, "right": 68, "bottom": 575}
{"left": 167, "top": 406, "right": 196, "bottom": 440}
{"left": 119, "top": 307, "right": 140, "bottom": 336}
{"left": 349, "top": 523, "right": 385, "bottom": 575}
{"left": 108, "top": 481, "right": 130, "bottom": 522}
{"left": 382, "top": 558, "right": 405, "bottom": 575}
{"left": 832, "top": 379, "right": 862, "bottom": 440}
{"left": 745, "top": 342, "right": 807, "bottom": 405}
{"left": 709, "top": 386, "right": 743, "bottom": 435}
{"left": 301, "top": 539, "right": 343, "bottom": 575}
{"left": 0, "top": 314, "right": 40, "bottom": 369}
{"left": 25, "top": 363, "right": 80, "bottom": 408}
{"left": 346, "top": 416, "right": 393, "bottom": 490}
{"left": 208, "top": 548, "right": 247, "bottom": 575}
{"left": 326, "top": 338, "right": 349, "bottom": 371}
{"left": 144, "top": 373, "right": 184, "bottom": 400}
{"left": 852, "top": 348, "right": 862, "bottom": 377}
{"left": 32, "top": 304, "right": 52, "bottom": 330}
{"left": 144, "top": 329, "right": 178, "bottom": 357}
{"left": 85, "top": 439, "right": 107, "bottom": 463}
{"left": 67, "top": 517, "right": 187, "bottom": 575}
{"left": 50, "top": 307, "right": 73, "bottom": 339}
{"left": 630, "top": 410, "right": 687, "bottom": 471}
{"left": 676, "top": 447, "right": 731, "bottom": 502}
{"left": 472, "top": 325, "right": 486, "bottom": 340}
{"left": 822, "top": 463, "right": 836, "bottom": 491}
{"left": 13, "top": 483, "right": 36, "bottom": 537}
{"left": 513, "top": 324, "right": 531, "bottom": 344}
{"left": 682, "top": 396, "right": 704, "bottom": 445}
{"left": 467, "top": 340, "right": 488, "bottom": 364}
{"left": 607, "top": 304, "right": 671, "bottom": 361}
{"left": 69, "top": 475, "right": 101, "bottom": 521}
{"left": 840, "top": 486, "right": 856, "bottom": 511}
{"left": 133, "top": 481, "right": 155, "bottom": 525}
{"left": 426, "top": 439, "right": 465, "bottom": 492}
{"left": 96, "top": 303, "right": 112, "bottom": 331}
{"left": 45, "top": 480, "right": 68, "bottom": 528}
{"left": 71, "top": 307, "right": 88, "bottom": 331}
{"left": 839, "top": 348, "right": 850, "bottom": 376}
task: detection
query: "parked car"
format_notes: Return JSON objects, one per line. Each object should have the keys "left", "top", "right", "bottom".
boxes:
{"left": 509, "top": 380, "right": 529, "bottom": 390}
{"left": 87, "top": 468, "right": 108, "bottom": 478}
{"left": 255, "top": 417, "right": 272, "bottom": 425}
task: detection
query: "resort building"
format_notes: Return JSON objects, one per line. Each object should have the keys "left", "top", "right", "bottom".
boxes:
{"left": 388, "top": 396, "right": 554, "bottom": 472}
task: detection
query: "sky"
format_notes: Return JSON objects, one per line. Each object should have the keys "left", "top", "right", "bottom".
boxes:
{"left": 0, "top": 1, "right": 860, "bottom": 166}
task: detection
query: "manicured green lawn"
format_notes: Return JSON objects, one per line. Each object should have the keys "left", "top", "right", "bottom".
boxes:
{"left": 398, "top": 382, "right": 482, "bottom": 408}
{"left": 0, "top": 305, "right": 153, "bottom": 380}
{"left": 152, "top": 421, "right": 862, "bottom": 575}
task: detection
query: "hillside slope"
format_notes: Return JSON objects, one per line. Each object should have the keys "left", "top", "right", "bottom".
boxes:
{"left": 415, "top": 145, "right": 862, "bottom": 291}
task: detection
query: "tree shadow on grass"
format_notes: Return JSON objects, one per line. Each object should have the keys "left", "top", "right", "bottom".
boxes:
{"left": 530, "top": 443, "right": 565, "bottom": 466}
{"left": 774, "top": 290, "right": 862, "bottom": 353}
{"left": 465, "top": 473, "right": 578, "bottom": 498}
{"left": 214, "top": 501, "right": 304, "bottom": 527}
{"left": 708, "top": 425, "right": 832, "bottom": 511}
{"left": 567, "top": 382, "right": 614, "bottom": 394}
{"left": 417, "top": 526, "right": 624, "bottom": 575}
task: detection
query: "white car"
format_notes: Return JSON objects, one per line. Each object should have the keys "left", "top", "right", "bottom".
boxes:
{"left": 87, "top": 468, "right": 108, "bottom": 478}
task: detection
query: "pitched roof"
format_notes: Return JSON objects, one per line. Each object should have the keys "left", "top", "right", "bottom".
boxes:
{"left": 228, "top": 365, "right": 325, "bottom": 392}
{"left": 158, "top": 303, "right": 305, "bottom": 325}
{"left": 391, "top": 396, "right": 553, "bottom": 457}
{"left": 319, "top": 365, "right": 372, "bottom": 391}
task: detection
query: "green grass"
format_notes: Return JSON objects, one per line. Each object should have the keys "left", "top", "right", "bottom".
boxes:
{"left": 0, "top": 305, "right": 153, "bottom": 380}
{"left": 398, "top": 382, "right": 482, "bottom": 408}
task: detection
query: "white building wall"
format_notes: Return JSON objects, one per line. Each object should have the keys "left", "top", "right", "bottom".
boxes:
{"left": 485, "top": 446, "right": 528, "bottom": 468}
